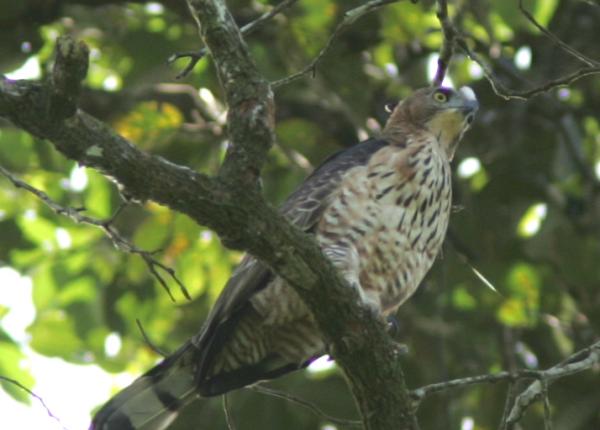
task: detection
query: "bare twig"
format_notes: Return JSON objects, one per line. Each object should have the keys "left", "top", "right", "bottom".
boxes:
{"left": 272, "top": 0, "right": 402, "bottom": 88}
{"left": 0, "top": 375, "right": 70, "bottom": 430}
{"left": 222, "top": 394, "right": 236, "bottom": 430}
{"left": 136, "top": 319, "right": 168, "bottom": 357}
{"left": 541, "top": 379, "right": 553, "bottom": 430}
{"left": 411, "top": 370, "right": 535, "bottom": 403}
{"left": 433, "top": 0, "right": 455, "bottom": 86}
{"left": 498, "top": 381, "right": 519, "bottom": 430}
{"left": 452, "top": 1, "right": 600, "bottom": 100}
{"left": 413, "top": 339, "right": 600, "bottom": 414}
{"left": 455, "top": 35, "right": 600, "bottom": 100}
{"left": 505, "top": 340, "right": 600, "bottom": 426}
{"left": 519, "top": 0, "right": 599, "bottom": 67}
{"left": 248, "top": 384, "right": 362, "bottom": 427}
{"left": 169, "top": 0, "right": 299, "bottom": 78}
{"left": 0, "top": 164, "right": 191, "bottom": 301}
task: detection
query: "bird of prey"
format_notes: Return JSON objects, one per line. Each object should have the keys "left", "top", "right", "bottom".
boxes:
{"left": 91, "top": 86, "right": 478, "bottom": 430}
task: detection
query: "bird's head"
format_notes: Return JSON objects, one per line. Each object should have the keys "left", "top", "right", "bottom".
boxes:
{"left": 384, "top": 86, "right": 479, "bottom": 160}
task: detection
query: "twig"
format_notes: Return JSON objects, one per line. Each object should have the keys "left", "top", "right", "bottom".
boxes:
{"left": 411, "top": 370, "right": 537, "bottom": 403}
{"left": 0, "top": 164, "right": 191, "bottom": 301}
{"left": 433, "top": 0, "right": 455, "bottom": 86}
{"left": 505, "top": 340, "right": 600, "bottom": 426}
{"left": 455, "top": 36, "right": 600, "bottom": 100}
{"left": 223, "top": 394, "right": 236, "bottom": 430}
{"left": 136, "top": 319, "right": 168, "bottom": 357}
{"left": 452, "top": 1, "right": 600, "bottom": 100}
{"left": 519, "top": 0, "right": 599, "bottom": 67}
{"left": 0, "top": 375, "right": 70, "bottom": 430}
{"left": 498, "top": 381, "right": 519, "bottom": 430}
{"left": 248, "top": 384, "right": 362, "bottom": 427}
{"left": 169, "top": 0, "right": 299, "bottom": 78}
{"left": 272, "top": 0, "right": 402, "bottom": 88}
{"left": 541, "top": 379, "right": 553, "bottom": 430}
{"left": 413, "top": 339, "right": 600, "bottom": 418}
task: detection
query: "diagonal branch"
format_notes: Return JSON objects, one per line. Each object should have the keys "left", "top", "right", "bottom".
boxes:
{"left": 249, "top": 384, "right": 362, "bottom": 427}
{"left": 0, "top": 164, "right": 191, "bottom": 301}
{"left": 505, "top": 340, "right": 600, "bottom": 427}
{"left": 519, "top": 0, "right": 599, "bottom": 67}
{"left": 186, "top": 2, "right": 418, "bottom": 429}
{"left": 272, "top": 0, "right": 403, "bottom": 89}
{"left": 1, "top": 0, "right": 423, "bottom": 427}
{"left": 451, "top": 1, "right": 600, "bottom": 100}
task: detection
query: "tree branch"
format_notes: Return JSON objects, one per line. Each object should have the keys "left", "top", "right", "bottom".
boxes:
{"left": 0, "top": 375, "right": 70, "bottom": 430}
{"left": 505, "top": 340, "right": 600, "bottom": 428}
{"left": 518, "top": 0, "right": 599, "bottom": 67}
{"left": 2, "top": 3, "right": 418, "bottom": 427}
{"left": 451, "top": 1, "right": 600, "bottom": 100}
{"left": 249, "top": 384, "right": 362, "bottom": 427}
{"left": 432, "top": 0, "right": 455, "bottom": 86}
{"left": 272, "top": 0, "right": 403, "bottom": 89}
{"left": 0, "top": 164, "right": 191, "bottom": 301}
{"left": 409, "top": 339, "right": 600, "bottom": 429}
{"left": 187, "top": 0, "right": 275, "bottom": 186}
{"left": 169, "top": 0, "right": 299, "bottom": 79}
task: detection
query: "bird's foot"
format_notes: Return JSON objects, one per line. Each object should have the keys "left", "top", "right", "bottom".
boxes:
{"left": 386, "top": 316, "right": 409, "bottom": 355}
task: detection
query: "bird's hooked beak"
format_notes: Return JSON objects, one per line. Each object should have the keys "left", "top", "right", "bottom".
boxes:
{"left": 456, "top": 86, "right": 479, "bottom": 125}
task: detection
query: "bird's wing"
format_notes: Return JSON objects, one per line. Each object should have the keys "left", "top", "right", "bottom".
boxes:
{"left": 192, "top": 138, "right": 389, "bottom": 374}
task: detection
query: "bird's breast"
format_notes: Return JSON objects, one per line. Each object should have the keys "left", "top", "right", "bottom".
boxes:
{"left": 318, "top": 143, "right": 452, "bottom": 313}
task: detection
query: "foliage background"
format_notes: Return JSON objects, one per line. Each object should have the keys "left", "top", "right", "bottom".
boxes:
{"left": 1, "top": 0, "right": 600, "bottom": 429}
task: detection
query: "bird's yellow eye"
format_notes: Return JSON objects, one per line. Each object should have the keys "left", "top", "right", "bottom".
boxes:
{"left": 433, "top": 91, "right": 448, "bottom": 103}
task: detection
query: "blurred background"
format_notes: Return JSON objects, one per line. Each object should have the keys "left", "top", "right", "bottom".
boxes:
{"left": 1, "top": 0, "right": 600, "bottom": 429}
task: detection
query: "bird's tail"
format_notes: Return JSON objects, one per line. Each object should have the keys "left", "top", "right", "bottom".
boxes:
{"left": 90, "top": 343, "right": 198, "bottom": 430}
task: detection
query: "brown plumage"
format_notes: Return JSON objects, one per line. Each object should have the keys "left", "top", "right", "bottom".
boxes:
{"left": 91, "top": 86, "right": 478, "bottom": 430}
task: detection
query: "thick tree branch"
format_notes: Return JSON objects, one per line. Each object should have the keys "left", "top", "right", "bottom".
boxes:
{"left": 2, "top": 5, "right": 418, "bottom": 427}
{"left": 187, "top": 0, "right": 275, "bottom": 185}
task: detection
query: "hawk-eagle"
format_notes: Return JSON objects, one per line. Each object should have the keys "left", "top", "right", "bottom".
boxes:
{"left": 91, "top": 86, "right": 478, "bottom": 430}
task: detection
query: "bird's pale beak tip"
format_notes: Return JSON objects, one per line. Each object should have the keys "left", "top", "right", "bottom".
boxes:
{"left": 459, "top": 86, "right": 479, "bottom": 113}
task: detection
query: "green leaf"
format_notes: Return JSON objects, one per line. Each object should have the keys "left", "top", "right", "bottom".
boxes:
{"left": 133, "top": 215, "right": 170, "bottom": 250}
{"left": 84, "top": 170, "right": 112, "bottom": 218}
{"left": 497, "top": 263, "right": 541, "bottom": 327}
{"left": 16, "top": 214, "right": 56, "bottom": 248}
{"left": 0, "top": 337, "right": 34, "bottom": 403}
{"left": 31, "top": 263, "right": 57, "bottom": 310}
{"left": 29, "top": 310, "right": 83, "bottom": 360}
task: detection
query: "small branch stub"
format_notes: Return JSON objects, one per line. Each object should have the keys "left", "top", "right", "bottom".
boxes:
{"left": 49, "top": 35, "right": 89, "bottom": 119}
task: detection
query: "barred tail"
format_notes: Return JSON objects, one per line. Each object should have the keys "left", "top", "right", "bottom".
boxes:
{"left": 90, "top": 343, "right": 197, "bottom": 430}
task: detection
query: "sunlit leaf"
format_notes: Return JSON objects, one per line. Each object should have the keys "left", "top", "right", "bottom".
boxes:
{"left": 497, "top": 263, "right": 541, "bottom": 327}
{"left": 0, "top": 337, "right": 34, "bottom": 403}
{"left": 29, "top": 310, "right": 84, "bottom": 360}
